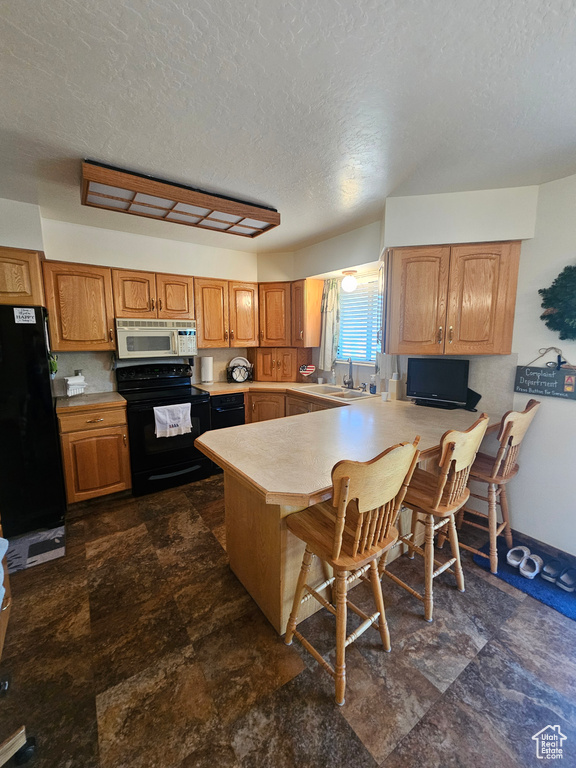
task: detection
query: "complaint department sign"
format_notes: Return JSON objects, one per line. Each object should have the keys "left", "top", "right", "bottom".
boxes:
{"left": 514, "top": 366, "right": 576, "bottom": 401}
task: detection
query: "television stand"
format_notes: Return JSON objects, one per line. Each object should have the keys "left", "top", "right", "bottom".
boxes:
{"left": 413, "top": 399, "right": 460, "bottom": 410}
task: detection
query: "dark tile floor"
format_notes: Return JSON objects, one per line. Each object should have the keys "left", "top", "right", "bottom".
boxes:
{"left": 1, "top": 474, "right": 575, "bottom": 768}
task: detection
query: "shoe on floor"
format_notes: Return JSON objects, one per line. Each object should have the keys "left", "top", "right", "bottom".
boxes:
{"left": 541, "top": 558, "right": 564, "bottom": 583}
{"left": 506, "top": 545, "right": 530, "bottom": 568}
{"left": 519, "top": 554, "right": 544, "bottom": 579}
{"left": 556, "top": 567, "right": 576, "bottom": 593}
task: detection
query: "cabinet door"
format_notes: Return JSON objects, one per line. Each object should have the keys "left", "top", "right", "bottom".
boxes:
{"left": 43, "top": 261, "right": 116, "bottom": 351}
{"left": 247, "top": 393, "right": 285, "bottom": 423}
{"left": 195, "top": 278, "right": 229, "bottom": 348}
{"left": 259, "top": 282, "right": 291, "bottom": 347}
{"left": 156, "top": 273, "right": 195, "bottom": 320}
{"left": 291, "top": 279, "right": 323, "bottom": 347}
{"left": 112, "top": 269, "right": 157, "bottom": 318}
{"left": 251, "top": 348, "right": 276, "bottom": 382}
{"left": 446, "top": 242, "right": 520, "bottom": 355}
{"left": 60, "top": 426, "right": 131, "bottom": 503}
{"left": 286, "top": 395, "right": 312, "bottom": 416}
{"left": 386, "top": 246, "right": 450, "bottom": 355}
{"left": 229, "top": 281, "right": 258, "bottom": 347}
{"left": 0, "top": 247, "right": 45, "bottom": 306}
{"left": 276, "top": 348, "right": 297, "bottom": 381}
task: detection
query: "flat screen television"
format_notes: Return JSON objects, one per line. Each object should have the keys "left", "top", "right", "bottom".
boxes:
{"left": 406, "top": 358, "right": 469, "bottom": 409}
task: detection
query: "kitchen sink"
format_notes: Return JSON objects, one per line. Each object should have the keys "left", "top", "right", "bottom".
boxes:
{"left": 301, "top": 384, "right": 343, "bottom": 394}
{"left": 330, "top": 389, "right": 373, "bottom": 399}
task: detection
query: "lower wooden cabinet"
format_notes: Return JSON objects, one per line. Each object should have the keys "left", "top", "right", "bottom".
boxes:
{"left": 58, "top": 405, "right": 131, "bottom": 503}
{"left": 246, "top": 393, "right": 285, "bottom": 423}
{"left": 285, "top": 394, "right": 342, "bottom": 416}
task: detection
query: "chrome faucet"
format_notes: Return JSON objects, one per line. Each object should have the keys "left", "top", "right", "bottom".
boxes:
{"left": 343, "top": 357, "right": 354, "bottom": 389}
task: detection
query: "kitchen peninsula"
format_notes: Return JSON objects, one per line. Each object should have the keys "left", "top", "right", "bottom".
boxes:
{"left": 195, "top": 398, "right": 498, "bottom": 634}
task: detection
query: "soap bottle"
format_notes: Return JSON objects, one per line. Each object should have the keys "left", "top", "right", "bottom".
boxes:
{"left": 369, "top": 374, "right": 377, "bottom": 395}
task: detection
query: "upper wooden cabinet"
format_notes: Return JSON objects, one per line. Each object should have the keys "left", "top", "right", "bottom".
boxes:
{"left": 0, "top": 247, "right": 45, "bottom": 306}
{"left": 195, "top": 277, "right": 258, "bottom": 348}
{"left": 291, "top": 278, "right": 323, "bottom": 347}
{"left": 228, "top": 281, "right": 259, "bottom": 347}
{"left": 43, "top": 261, "right": 116, "bottom": 351}
{"left": 248, "top": 347, "right": 298, "bottom": 382}
{"left": 386, "top": 241, "right": 520, "bottom": 356}
{"left": 259, "top": 282, "right": 291, "bottom": 347}
{"left": 112, "top": 269, "right": 194, "bottom": 320}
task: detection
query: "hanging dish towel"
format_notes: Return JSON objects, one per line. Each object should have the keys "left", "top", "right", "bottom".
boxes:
{"left": 0, "top": 537, "right": 8, "bottom": 605}
{"left": 153, "top": 403, "right": 192, "bottom": 438}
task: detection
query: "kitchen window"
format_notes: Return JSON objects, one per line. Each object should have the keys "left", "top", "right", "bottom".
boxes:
{"left": 337, "top": 272, "right": 382, "bottom": 364}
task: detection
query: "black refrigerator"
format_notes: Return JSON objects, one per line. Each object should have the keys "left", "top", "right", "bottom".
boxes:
{"left": 0, "top": 305, "right": 66, "bottom": 537}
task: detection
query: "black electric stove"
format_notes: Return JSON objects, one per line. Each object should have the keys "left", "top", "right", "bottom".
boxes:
{"left": 117, "top": 363, "right": 212, "bottom": 495}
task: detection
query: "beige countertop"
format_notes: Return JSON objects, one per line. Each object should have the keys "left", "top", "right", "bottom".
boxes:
{"left": 56, "top": 391, "right": 126, "bottom": 412}
{"left": 194, "top": 381, "right": 332, "bottom": 396}
{"left": 195, "top": 398, "right": 498, "bottom": 507}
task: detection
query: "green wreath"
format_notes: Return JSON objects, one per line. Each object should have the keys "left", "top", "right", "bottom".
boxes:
{"left": 539, "top": 264, "right": 576, "bottom": 340}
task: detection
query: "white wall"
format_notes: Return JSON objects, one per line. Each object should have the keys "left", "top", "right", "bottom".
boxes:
{"left": 508, "top": 174, "right": 576, "bottom": 556}
{"left": 292, "top": 221, "right": 382, "bottom": 279}
{"left": 257, "top": 252, "right": 294, "bottom": 282}
{"left": 384, "top": 186, "right": 539, "bottom": 247}
{"left": 41, "top": 219, "right": 258, "bottom": 281}
{"left": 0, "top": 198, "right": 44, "bottom": 250}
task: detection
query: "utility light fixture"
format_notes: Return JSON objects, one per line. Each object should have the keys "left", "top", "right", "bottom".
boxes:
{"left": 81, "top": 161, "right": 280, "bottom": 238}
{"left": 341, "top": 270, "right": 358, "bottom": 292}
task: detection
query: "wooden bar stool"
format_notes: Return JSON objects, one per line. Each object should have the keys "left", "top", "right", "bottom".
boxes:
{"left": 284, "top": 439, "right": 421, "bottom": 706}
{"left": 455, "top": 399, "right": 540, "bottom": 573}
{"left": 380, "top": 414, "right": 489, "bottom": 622}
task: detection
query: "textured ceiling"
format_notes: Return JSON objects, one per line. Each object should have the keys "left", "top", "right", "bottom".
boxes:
{"left": 2, "top": 0, "right": 576, "bottom": 252}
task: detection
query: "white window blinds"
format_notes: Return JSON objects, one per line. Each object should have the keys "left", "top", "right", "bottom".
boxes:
{"left": 337, "top": 273, "right": 382, "bottom": 363}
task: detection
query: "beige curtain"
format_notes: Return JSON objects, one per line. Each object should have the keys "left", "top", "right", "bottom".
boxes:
{"left": 318, "top": 278, "right": 341, "bottom": 371}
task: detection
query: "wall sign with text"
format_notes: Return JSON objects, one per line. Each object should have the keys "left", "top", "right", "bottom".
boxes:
{"left": 514, "top": 366, "right": 576, "bottom": 400}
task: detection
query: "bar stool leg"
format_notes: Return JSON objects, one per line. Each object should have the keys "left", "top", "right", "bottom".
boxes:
{"left": 448, "top": 514, "right": 465, "bottom": 592}
{"left": 369, "top": 559, "right": 391, "bottom": 652}
{"left": 408, "top": 509, "right": 418, "bottom": 559}
{"left": 424, "top": 514, "right": 435, "bottom": 622}
{"left": 499, "top": 485, "right": 514, "bottom": 549}
{"left": 285, "top": 547, "right": 314, "bottom": 645}
{"left": 334, "top": 570, "right": 348, "bottom": 706}
{"left": 488, "top": 483, "right": 499, "bottom": 574}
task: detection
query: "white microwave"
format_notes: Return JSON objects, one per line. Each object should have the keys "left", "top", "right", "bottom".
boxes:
{"left": 116, "top": 319, "right": 198, "bottom": 359}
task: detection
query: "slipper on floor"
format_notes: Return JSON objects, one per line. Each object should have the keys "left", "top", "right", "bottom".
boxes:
{"left": 520, "top": 554, "right": 544, "bottom": 579}
{"left": 556, "top": 567, "right": 576, "bottom": 593}
{"left": 541, "top": 559, "right": 565, "bottom": 583}
{"left": 506, "top": 546, "right": 530, "bottom": 568}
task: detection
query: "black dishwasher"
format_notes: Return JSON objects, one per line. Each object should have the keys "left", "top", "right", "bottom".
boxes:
{"left": 210, "top": 393, "right": 245, "bottom": 430}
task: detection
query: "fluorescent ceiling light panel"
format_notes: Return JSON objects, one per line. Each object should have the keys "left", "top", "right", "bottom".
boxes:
{"left": 87, "top": 194, "right": 130, "bottom": 210}
{"left": 82, "top": 161, "right": 280, "bottom": 238}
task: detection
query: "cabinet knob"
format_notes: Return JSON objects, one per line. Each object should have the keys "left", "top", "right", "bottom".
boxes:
{"left": 437, "top": 326, "right": 443, "bottom": 344}
{"left": 86, "top": 418, "right": 104, "bottom": 423}
{"left": 123, "top": 434, "right": 127, "bottom": 446}
{"left": 224, "top": 329, "right": 229, "bottom": 341}
{"left": 448, "top": 326, "right": 453, "bottom": 344}
{"left": 252, "top": 402, "right": 255, "bottom": 411}
{"left": 151, "top": 298, "right": 155, "bottom": 310}
{"left": 271, "top": 359, "right": 275, "bottom": 368}
{"left": 299, "top": 330, "right": 303, "bottom": 339}
{"left": 109, "top": 329, "right": 114, "bottom": 341}
{"left": 158, "top": 298, "right": 162, "bottom": 311}
{"left": 230, "top": 329, "right": 235, "bottom": 340}
{"left": 259, "top": 330, "right": 264, "bottom": 339}
{"left": 277, "top": 360, "right": 281, "bottom": 368}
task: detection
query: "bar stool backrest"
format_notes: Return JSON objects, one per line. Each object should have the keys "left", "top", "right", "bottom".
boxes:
{"left": 433, "top": 414, "right": 490, "bottom": 510}
{"left": 491, "top": 399, "right": 540, "bottom": 480}
{"left": 330, "top": 439, "right": 420, "bottom": 560}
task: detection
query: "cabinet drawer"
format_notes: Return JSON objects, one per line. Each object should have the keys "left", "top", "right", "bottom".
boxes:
{"left": 58, "top": 407, "right": 127, "bottom": 434}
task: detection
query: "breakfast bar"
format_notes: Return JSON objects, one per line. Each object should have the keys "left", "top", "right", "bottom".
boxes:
{"left": 195, "top": 398, "right": 498, "bottom": 634}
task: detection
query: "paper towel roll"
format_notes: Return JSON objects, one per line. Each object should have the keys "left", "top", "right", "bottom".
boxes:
{"left": 201, "top": 356, "right": 214, "bottom": 383}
